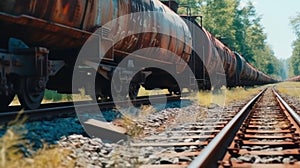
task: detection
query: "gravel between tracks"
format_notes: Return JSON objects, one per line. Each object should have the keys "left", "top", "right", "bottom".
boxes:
{"left": 56, "top": 102, "right": 244, "bottom": 167}
{"left": 1, "top": 93, "right": 272, "bottom": 167}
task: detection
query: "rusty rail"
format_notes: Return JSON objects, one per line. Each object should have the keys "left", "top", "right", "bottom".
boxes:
{"left": 0, "top": 94, "right": 181, "bottom": 125}
{"left": 213, "top": 88, "right": 300, "bottom": 167}
{"left": 188, "top": 88, "right": 266, "bottom": 167}
{"left": 274, "top": 89, "right": 300, "bottom": 126}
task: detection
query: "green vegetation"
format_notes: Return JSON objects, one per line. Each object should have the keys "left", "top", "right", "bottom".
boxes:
{"left": 289, "top": 13, "right": 300, "bottom": 77}
{"left": 177, "top": 0, "right": 285, "bottom": 80}
{"left": 44, "top": 90, "right": 72, "bottom": 102}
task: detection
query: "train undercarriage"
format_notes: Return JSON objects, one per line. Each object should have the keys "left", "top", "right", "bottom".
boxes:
{"left": 0, "top": 38, "right": 189, "bottom": 109}
{"left": 0, "top": 38, "right": 64, "bottom": 109}
{"left": 0, "top": 37, "right": 268, "bottom": 110}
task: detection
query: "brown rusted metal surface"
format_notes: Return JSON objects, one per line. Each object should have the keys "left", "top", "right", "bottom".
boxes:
{"left": 236, "top": 149, "right": 300, "bottom": 155}
{"left": 210, "top": 35, "right": 237, "bottom": 79}
{"left": 243, "top": 134, "right": 294, "bottom": 139}
{"left": 124, "top": 105, "right": 241, "bottom": 167}
{"left": 230, "top": 162, "right": 300, "bottom": 168}
{"left": 288, "top": 75, "right": 300, "bottom": 81}
{"left": 239, "top": 141, "right": 296, "bottom": 146}
{"left": 0, "top": 0, "right": 86, "bottom": 28}
{"left": 245, "top": 129, "right": 293, "bottom": 133}
{"left": 189, "top": 89, "right": 265, "bottom": 168}
{"left": 0, "top": 0, "right": 192, "bottom": 72}
{"left": 219, "top": 88, "right": 300, "bottom": 167}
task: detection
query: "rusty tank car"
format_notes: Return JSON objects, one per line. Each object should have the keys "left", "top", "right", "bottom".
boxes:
{"left": 0, "top": 0, "right": 277, "bottom": 109}
{"left": 287, "top": 75, "right": 300, "bottom": 82}
{"left": 0, "top": 0, "right": 192, "bottom": 109}
{"left": 183, "top": 15, "right": 276, "bottom": 89}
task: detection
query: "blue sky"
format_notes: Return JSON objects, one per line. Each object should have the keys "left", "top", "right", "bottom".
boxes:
{"left": 241, "top": 0, "right": 300, "bottom": 60}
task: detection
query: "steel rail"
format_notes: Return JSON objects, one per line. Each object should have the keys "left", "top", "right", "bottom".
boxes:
{"left": 273, "top": 89, "right": 300, "bottom": 127}
{"left": 0, "top": 94, "right": 182, "bottom": 125}
{"left": 188, "top": 88, "right": 266, "bottom": 168}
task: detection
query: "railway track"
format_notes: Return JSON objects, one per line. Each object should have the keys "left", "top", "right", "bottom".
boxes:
{"left": 189, "top": 88, "right": 300, "bottom": 167}
{"left": 126, "top": 90, "right": 263, "bottom": 167}
{"left": 4, "top": 87, "right": 299, "bottom": 167}
{"left": 126, "top": 87, "right": 300, "bottom": 167}
{"left": 0, "top": 94, "right": 181, "bottom": 125}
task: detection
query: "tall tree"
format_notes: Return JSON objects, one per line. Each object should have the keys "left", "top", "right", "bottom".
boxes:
{"left": 290, "top": 39, "right": 300, "bottom": 75}
{"left": 201, "top": 0, "right": 238, "bottom": 48}
{"left": 177, "top": 0, "right": 203, "bottom": 16}
{"left": 290, "top": 13, "right": 300, "bottom": 76}
{"left": 291, "top": 13, "right": 300, "bottom": 38}
{"left": 233, "top": 1, "right": 266, "bottom": 63}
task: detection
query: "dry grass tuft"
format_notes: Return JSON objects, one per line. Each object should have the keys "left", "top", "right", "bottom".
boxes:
{"left": 11, "top": 88, "right": 91, "bottom": 106}
{"left": 119, "top": 116, "right": 144, "bottom": 137}
{"left": 223, "top": 86, "right": 262, "bottom": 105}
{"left": 0, "top": 129, "right": 28, "bottom": 168}
{"left": 138, "top": 87, "right": 169, "bottom": 96}
{"left": 26, "top": 146, "right": 75, "bottom": 168}
{"left": 193, "top": 86, "right": 262, "bottom": 107}
{"left": 0, "top": 111, "right": 75, "bottom": 168}
{"left": 276, "top": 82, "right": 300, "bottom": 100}
{"left": 114, "top": 105, "right": 156, "bottom": 137}
{"left": 137, "top": 105, "right": 156, "bottom": 119}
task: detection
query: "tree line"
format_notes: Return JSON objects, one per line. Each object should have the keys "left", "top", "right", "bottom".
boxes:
{"left": 289, "top": 12, "right": 300, "bottom": 78}
{"left": 177, "top": 0, "right": 286, "bottom": 80}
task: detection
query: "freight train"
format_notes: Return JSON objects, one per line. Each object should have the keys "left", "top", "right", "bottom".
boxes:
{"left": 287, "top": 75, "right": 300, "bottom": 82}
{"left": 0, "top": 0, "right": 276, "bottom": 109}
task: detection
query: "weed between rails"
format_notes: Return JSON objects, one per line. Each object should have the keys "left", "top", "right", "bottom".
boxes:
{"left": 113, "top": 105, "right": 156, "bottom": 138}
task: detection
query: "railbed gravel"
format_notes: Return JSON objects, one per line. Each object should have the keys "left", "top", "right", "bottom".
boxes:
{"left": 0, "top": 96, "right": 258, "bottom": 167}
{"left": 56, "top": 102, "right": 245, "bottom": 167}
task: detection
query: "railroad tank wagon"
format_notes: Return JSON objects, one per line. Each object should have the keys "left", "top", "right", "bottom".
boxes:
{"left": 256, "top": 72, "right": 273, "bottom": 84}
{"left": 209, "top": 33, "right": 237, "bottom": 87}
{"left": 0, "top": 0, "right": 277, "bottom": 110}
{"left": 234, "top": 52, "right": 245, "bottom": 86}
{"left": 0, "top": 0, "right": 192, "bottom": 109}
{"left": 182, "top": 16, "right": 228, "bottom": 90}
{"left": 179, "top": 14, "right": 276, "bottom": 90}
{"left": 234, "top": 52, "right": 261, "bottom": 86}
{"left": 287, "top": 75, "right": 300, "bottom": 82}
{"left": 182, "top": 16, "right": 213, "bottom": 90}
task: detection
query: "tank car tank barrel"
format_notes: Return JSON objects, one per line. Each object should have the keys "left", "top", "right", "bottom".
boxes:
{"left": 0, "top": 0, "right": 192, "bottom": 72}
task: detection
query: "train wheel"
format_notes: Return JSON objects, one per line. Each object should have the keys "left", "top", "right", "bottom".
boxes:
{"left": 17, "top": 77, "right": 45, "bottom": 110}
{"left": 0, "top": 93, "right": 15, "bottom": 109}
{"left": 129, "top": 82, "right": 140, "bottom": 100}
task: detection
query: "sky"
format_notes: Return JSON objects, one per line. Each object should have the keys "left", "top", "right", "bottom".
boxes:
{"left": 241, "top": 0, "right": 300, "bottom": 60}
